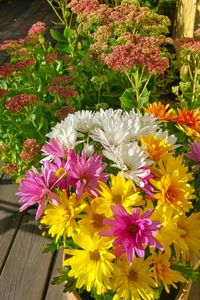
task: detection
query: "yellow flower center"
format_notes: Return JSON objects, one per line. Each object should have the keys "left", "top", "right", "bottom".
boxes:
{"left": 166, "top": 190, "right": 176, "bottom": 203}
{"left": 112, "top": 194, "right": 122, "bottom": 204}
{"left": 54, "top": 167, "right": 67, "bottom": 179}
{"left": 92, "top": 214, "right": 104, "bottom": 229}
{"left": 128, "top": 269, "right": 138, "bottom": 281}
{"left": 89, "top": 250, "right": 100, "bottom": 261}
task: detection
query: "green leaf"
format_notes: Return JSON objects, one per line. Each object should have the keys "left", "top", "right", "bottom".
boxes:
{"left": 120, "top": 88, "right": 137, "bottom": 110}
{"left": 50, "top": 29, "right": 66, "bottom": 43}
{"left": 43, "top": 242, "right": 58, "bottom": 253}
{"left": 64, "top": 27, "right": 73, "bottom": 38}
{"left": 139, "top": 88, "right": 151, "bottom": 108}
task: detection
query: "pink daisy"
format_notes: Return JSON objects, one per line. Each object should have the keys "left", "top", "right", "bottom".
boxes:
{"left": 184, "top": 142, "right": 200, "bottom": 162}
{"left": 101, "top": 205, "right": 162, "bottom": 264}
{"left": 16, "top": 166, "right": 58, "bottom": 220}
{"left": 67, "top": 149, "right": 108, "bottom": 198}
{"left": 42, "top": 138, "right": 68, "bottom": 159}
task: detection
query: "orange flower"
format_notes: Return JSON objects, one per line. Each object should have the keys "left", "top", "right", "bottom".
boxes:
{"left": 173, "top": 109, "right": 200, "bottom": 129}
{"left": 144, "top": 102, "right": 175, "bottom": 121}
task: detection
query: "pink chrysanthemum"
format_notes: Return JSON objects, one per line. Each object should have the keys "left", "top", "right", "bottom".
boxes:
{"left": 101, "top": 205, "right": 162, "bottom": 264}
{"left": 184, "top": 142, "right": 200, "bottom": 162}
{"left": 67, "top": 149, "right": 108, "bottom": 198}
{"left": 16, "top": 166, "right": 58, "bottom": 220}
{"left": 42, "top": 139, "right": 68, "bottom": 159}
{"left": 139, "top": 168, "right": 154, "bottom": 197}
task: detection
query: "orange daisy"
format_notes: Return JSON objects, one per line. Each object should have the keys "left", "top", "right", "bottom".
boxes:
{"left": 144, "top": 102, "right": 175, "bottom": 121}
{"left": 173, "top": 108, "right": 200, "bottom": 129}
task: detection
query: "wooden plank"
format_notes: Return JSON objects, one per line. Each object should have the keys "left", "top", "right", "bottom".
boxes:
{"left": 174, "top": 0, "right": 198, "bottom": 38}
{"left": 45, "top": 250, "right": 67, "bottom": 300}
{"left": 0, "top": 214, "right": 54, "bottom": 300}
{"left": 189, "top": 282, "right": 200, "bottom": 300}
{"left": 0, "top": 174, "right": 23, "bottom": 273}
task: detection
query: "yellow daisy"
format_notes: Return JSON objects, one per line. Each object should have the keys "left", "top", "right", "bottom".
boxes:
{"left": 173, "top": 213, "right": 200, "bottom": 266}
{"left": 152, "top": 252, "right": 186, "bottom": 293}
{"left": 151, "top": 155, "right": 195, "bottom": 214}
{"left": 78, "top": 198, "right": 108, "bottom": 234}
{"left": 140, "top": 135, "right": 173, "bottom": 161}
{"left": 96, "top": 173, "right": 144, "bottom": 217}
{"left": 64, "top": 227, "right": 115, "bottom": 295}
{"left": 40, "top": 190, "right": 87, "bottom": 242}
{"left": 112, "top": 256, "right": 158, "bottom": 300}
{"left": 150, "top": 206, "right": 179, "bottom": 255}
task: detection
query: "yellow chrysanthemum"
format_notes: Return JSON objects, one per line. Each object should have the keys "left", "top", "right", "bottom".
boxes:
{"left": 150, "top": 205, "right": 179, "bottom": 255}
{"left": 96, "top": 173, "right": 144, "bottom": 217}
{"left": 140, "top": 135, "right": 173, "bottom": 161}
{"left": 40, "top": 190, "right": 87, "bottom": 242}
{"left": 151, "top": 155, "right": 195, "bottom": 214}
{"left": 177, "top": 124, "right": 200, "bottom": 142}
{"left": 152, "top": 252, "right": 186, "bottom": 293}
{"left": 112, "top": 256, "right": 158, "bottom": 300}
{"left": 78, "top": 199, "right": 108, "bottom": 234}
{"left": 151, "top": 172, "right": 194, "bottom": 214}
{"left": 64, "top": 227, "right": 115, "bottom": 295}
{"left": 173, "top": 213, "right": 200, "bottom": 266}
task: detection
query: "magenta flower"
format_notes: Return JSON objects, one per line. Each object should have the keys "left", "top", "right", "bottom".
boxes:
{"left": 101, "top": 205, "right": 162, "bottom": 264}
{"left": 184, "top": 142, "right": 200, "bottom": 162}
{"left": 67, "top": 149, "right": 108, "bottom": 198}
{"left": 16, "top": 166, "right": 58, "bottom": 220}
{"left": 139, "top": 168, "right": 154, "bottom": 198}
{"left": 42, "top": 139, "right": 68, "bottom": 159}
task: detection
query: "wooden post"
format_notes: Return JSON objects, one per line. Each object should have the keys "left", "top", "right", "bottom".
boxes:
{"left": 174, "top": 0, "right": 200, "bottom": 38}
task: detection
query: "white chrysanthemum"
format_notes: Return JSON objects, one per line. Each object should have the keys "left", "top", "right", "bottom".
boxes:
{"left": 90, "top": 116, "right": 131, "bottom": 148}
{"left": 46, "top": 114, "right": 78, "bottom": 147}
{"left": 103, "top": 142, "right": 152, "bottom": 185}
{"left": 74, "top": 110, "right": 95, "bottom": 133}
{"left": 123, "top": 110, "right": 159, "bottom": 140}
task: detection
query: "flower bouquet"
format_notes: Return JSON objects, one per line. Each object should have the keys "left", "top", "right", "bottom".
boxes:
{"left": 17, "top": 109, "right": 200, "bottom": 300}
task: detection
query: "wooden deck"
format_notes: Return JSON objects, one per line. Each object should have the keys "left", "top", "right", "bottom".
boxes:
{"left": 0, "top": 0, "right": 200, "bottom": 299}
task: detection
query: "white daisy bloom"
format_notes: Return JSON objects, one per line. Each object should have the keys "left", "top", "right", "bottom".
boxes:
{"left": 46, "top": 114, "right": 78, "bottom": 147}
{"left": 103, "top": 142, "right": 152, "bottom": 185}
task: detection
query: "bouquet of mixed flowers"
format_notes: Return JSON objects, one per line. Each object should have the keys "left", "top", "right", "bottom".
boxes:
{"left": 17, "top": 109, "right": 200, "bottom": 299}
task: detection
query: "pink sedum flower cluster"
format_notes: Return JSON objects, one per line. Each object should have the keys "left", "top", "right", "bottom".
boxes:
{"left": 5, "top": 94, "right": 37, "bottom": 112}
{"left": 28, "top": 21, "right": 46, "bottom": 36}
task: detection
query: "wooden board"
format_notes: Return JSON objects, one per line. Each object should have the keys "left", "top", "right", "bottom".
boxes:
{"left": 0, "top": 175, "right": 23, "bottom": 273}
{"left": 45, "top": 250, "right": 67, "bottom": 300}
{"left": 174, "top": 0, "right": 200, "bottom": 38}
{"left": 0, "top": 214, "right": 53, "bottom": 300}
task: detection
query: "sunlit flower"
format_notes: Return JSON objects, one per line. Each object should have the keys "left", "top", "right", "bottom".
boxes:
{"left": 174, "top": 108, "right": 200, "bottom": 129}
{"left": 140, "top": 135, "right": 173, "bottom": 161}
{"left": 78, "top": 199, "right": 107, "bottom": 233}
{"left": 96, "top": 173, "right": 144, "bottom": 217}
{"left": 173, "top": 213, "right": 200, "bottom": 265}
{"left": 16, "top": 166, "right": 57, "bottom": 220}
{"left": 67, "top": 149, "right": 108, "bottom": 198}
{"left": 42, "top": 138, "right": 68, "bottom": 160}
{"left": 103, "top": 142, "right": 152, "bottom": 186}
{"left": 152, "top": 252, "right": 185, "bottom": 293}
{"left": 40, "top": 190, "right": 87, "bottom": 242}
{"left": 184, "top": 141, "right": 200, "bottom": 162}
{"left": 150, "top": 205, "right": 179, "bottom": 255}
{"left": 144, "top": 102, "right": 175, "bottom": 121}
{"left": 64, "top": 227, "right": 115, "bottom": 295}
{"left": 111, "top": 256, "right": 157, "bottom": 300}
{"left": 101, "top": 205, "right": 162, "bottom": 263}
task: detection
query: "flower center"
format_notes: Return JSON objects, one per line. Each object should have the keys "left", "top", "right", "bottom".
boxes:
{"left": 92, "top": 214, "right": 104, "bottom": 228}
{"left": 128, "top": 269, "right": 138, "bottom": 281}
{"left": 166, "top": 190, "right": 176, "bottom": 203}
{"left": 112, "top": 194, "right": 122, "bottom": 204}
{"left": 127, "top": 223, "right": 138, "bottom": 234}
{"left": 54, "top": 167, "right": 67, "bottom": 179}
{"left": 89, "top": 250, "right": 100, "bottom": 261}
